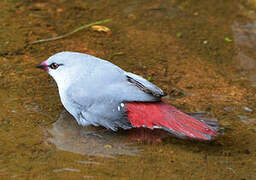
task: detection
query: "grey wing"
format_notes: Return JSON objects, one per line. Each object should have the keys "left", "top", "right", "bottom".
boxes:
{"left": 65, "top": 91, "right": 132, "bottom": 130}
{"left": 79, "top": 100, "right": 132, "bottom": 130}
{"left": 125, "top": 72, "right": 166, "bottom": 98}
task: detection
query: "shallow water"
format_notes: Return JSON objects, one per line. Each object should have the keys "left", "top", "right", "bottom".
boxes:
{"left": 0, "top": 0, "right": 256, "bottom": 179}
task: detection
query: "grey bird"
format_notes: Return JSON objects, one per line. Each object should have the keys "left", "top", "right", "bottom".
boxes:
{"left": 37, "top": 52, "right": 218, "bottom": 140}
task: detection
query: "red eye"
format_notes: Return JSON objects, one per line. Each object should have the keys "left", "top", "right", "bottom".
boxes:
{"left": 49, "top": 63, "right": 59, "bottom": 69}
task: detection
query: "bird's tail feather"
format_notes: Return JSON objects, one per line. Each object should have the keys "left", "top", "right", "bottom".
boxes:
{"left": 126, "top": 102, "right": 218, "bottom": 140}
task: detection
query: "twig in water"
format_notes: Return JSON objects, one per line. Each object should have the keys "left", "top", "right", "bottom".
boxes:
{"left": 31, "top": 19, "right": 112, "bottom": 44}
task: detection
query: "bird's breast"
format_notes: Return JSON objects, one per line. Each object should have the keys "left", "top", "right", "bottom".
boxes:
{"left": 58, "top": 89, "right": 79, "bottom": 118}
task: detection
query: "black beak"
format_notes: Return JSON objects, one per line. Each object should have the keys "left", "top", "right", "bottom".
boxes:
{"left": 36, "top": 64, "right": 48, "bottom": 70}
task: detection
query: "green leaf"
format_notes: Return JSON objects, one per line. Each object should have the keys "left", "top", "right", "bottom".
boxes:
{"left": 224, "top": 37, "right": 232, "bottom": 42}
{"left": 176, "top": 32, "right": 182, "bottom": 38}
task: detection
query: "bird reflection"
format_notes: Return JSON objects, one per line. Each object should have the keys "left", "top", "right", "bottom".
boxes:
{"left": 47, "top": 111, "right": 139, "bottom": 157}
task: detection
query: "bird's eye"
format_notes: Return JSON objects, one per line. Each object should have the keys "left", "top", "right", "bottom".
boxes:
{"left": 49, "top": 63, "right": 59, "bottom": 70}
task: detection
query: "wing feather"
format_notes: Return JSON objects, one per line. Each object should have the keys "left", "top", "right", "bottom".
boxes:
{"left": 125, "top": 72, "right": 166, "bottom": 98}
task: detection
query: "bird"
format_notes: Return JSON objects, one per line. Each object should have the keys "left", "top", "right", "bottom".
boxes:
{"left": 36, "top": 51, "right": 218, "bottom": 141}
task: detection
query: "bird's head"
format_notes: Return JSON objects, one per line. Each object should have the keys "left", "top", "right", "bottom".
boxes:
{"left": 36, "top": 51, "right": 93, "bottom": 90}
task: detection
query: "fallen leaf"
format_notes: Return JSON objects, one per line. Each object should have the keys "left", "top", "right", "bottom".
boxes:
{"left": 91, "top": 25, "right": 111, "bottom": 34}
{"left": 104, "top": 144, "right": 112, "bottom": 149}
{"left": 176, "top": 32, "right": 182, "bottom": 38}
{"left": 224, "top": 37, "right": 232, "bottom": 42}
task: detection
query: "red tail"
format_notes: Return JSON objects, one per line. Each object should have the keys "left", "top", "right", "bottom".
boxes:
{"left": 126, "top": 102, "right": 218, "bottom": 140}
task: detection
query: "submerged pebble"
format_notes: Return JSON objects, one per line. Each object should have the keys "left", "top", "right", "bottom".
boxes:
{"left": 238, "top": 115, "right": 256, "bottom": 124}
{"left": 76, "top": 160, "right": 102, "bottom": 165}
{"left": 53, "top": 168, "right": 81, "bottom": 173}
{"left": 243, "top": 106, "right": 253, "bottom": 112}
{"left": 223, "top": 106, "right": 235, "bottom": 112}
